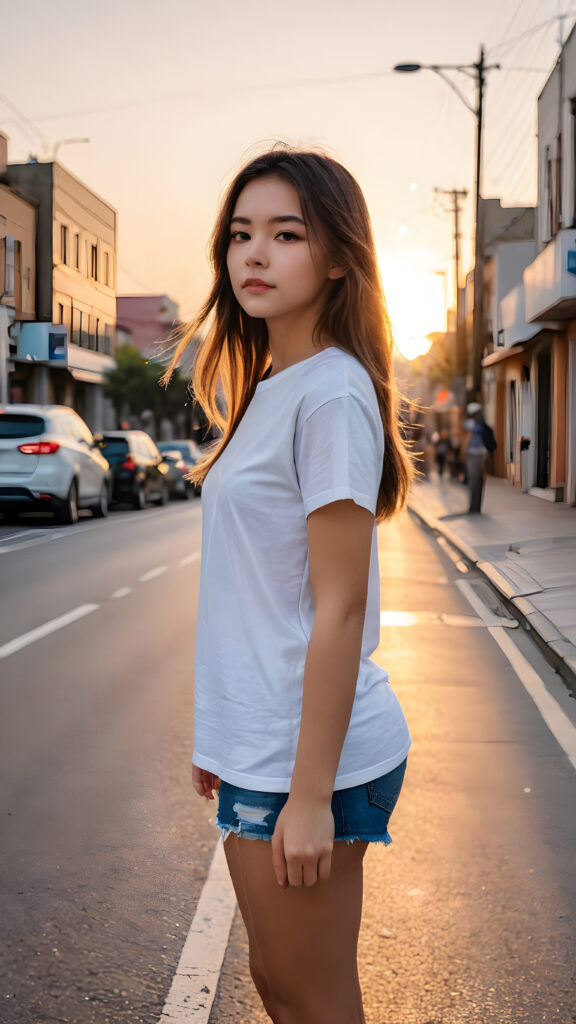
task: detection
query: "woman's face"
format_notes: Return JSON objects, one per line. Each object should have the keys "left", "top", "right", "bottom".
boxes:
{"left": 226, "top": 175, "right": 341, "bottom": 324}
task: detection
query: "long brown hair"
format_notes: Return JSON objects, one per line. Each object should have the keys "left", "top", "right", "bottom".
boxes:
{"left": 162, "top": 146, "right": 413, "bottom": 520}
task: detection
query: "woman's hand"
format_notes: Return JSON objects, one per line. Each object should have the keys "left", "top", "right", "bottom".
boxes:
{"left": 271, "top": 796, "right": 334, "bottom": 889}
{"left": 192, "top": 764, "right": 221, "bottom": 800}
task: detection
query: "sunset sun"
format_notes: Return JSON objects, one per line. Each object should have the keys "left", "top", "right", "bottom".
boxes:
{"left": 378, "top": 257, "right": 447, "bottom": 361}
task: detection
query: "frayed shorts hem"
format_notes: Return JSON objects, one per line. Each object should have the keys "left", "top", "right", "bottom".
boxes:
{"left": 218, "top": 825, "right": 393, "bottom": 846}
{"left": 215, "top": 758, "right": 406, "bottom": 847}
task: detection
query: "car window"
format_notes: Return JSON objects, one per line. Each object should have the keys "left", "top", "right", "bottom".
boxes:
{"left": 71, "top": 414, "right": 93, "bottom": 445}
{"left": 97, "top": 437, "right": 129, "bottom": 466}
{"left": 160, "top": 441, "right": 196, "bottom": 462}
{"left": 133, "top": 436, "right": 148, "bottom": 458}
{"left": 0, "top": 413, "right": 45, "bottom": 439}
{"left": 57, "top": 415, "right": 78, "bottom": 441}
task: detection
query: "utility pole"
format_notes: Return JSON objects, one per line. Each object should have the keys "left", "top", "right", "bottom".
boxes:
{"left": 471, "top": 45, "right": 486, "bottom": 398}
{"left": 434, "top": 187, "right": 468, "bottom": 379}
{"left": 395, "top": 44, "right": 498, "bottom": 400}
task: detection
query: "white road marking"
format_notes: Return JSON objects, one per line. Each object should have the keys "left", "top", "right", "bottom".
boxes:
{"left": 457, "top": 579, "right": 576, "bottom": 772}
{"left": 379, "top": 608, "right": 517, "bottom": 629}
{"left": 111, "top": 587, "right": 132, "bottom": 599}
{"left": 0, "top": 533, "right": 66, "bottom": 555}
{"left": 139, "top": 566, "right": 168, "bottom": 583}
{"left": 455, "top": 579, "right": 518, "bottom": 628}
{"left": 0, "top": 604, "right": 99, "bottom": 660}
{"left": 488, "top": 626, "right": 576, "bottom": 773}
{"left": 0, "top": 528, "right": 46, "bottom": 541}
{"left": 436, "top": 535, "right": 469, "bottom": 573}
{"left": 178, "top": 553, "right": 201, "bottom": 568}
{"left": 0, "top": 503, "right": 200, "bottom": 555}
{"left": 158, "top": 840, "right": 236, "bottom": 1023}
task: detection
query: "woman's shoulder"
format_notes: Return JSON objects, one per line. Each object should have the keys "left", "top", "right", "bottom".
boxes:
{"left": 301, "top": 346, "right": 378, "bottom": 415}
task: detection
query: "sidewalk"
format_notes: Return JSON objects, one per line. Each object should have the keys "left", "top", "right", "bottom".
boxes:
{"left": 408, "top": 473, "right": 576, "bottom": 686}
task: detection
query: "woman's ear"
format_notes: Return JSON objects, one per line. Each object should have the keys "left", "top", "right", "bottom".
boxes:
{"left": 327, "top": 265, "right": 346, "bottom": 280}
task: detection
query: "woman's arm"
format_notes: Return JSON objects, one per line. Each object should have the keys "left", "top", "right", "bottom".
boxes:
{"left": 271, "top": 499, "right": 374, "bottom": 889}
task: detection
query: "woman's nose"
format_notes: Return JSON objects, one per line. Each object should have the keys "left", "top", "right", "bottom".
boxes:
{"left": 245, "top": 241, "right": 268, "bottom": 267}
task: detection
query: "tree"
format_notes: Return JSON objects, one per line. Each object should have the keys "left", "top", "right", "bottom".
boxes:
{"left": 104, "top": 345, "right": 190, "bottom": 426}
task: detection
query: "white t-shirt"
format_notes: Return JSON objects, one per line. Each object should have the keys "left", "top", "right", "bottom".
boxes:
{"left": 193, "top": 346, "right": 411, "bottom": 792}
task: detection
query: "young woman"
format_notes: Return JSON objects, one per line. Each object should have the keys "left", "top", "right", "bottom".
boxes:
{"left": 163, "top": 147, "right": 413, "bottom": 1024}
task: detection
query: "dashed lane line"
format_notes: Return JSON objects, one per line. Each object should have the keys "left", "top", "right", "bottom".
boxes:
{"left": 158, "top": 840, "right": 236, "bottom": 1024}
{"left": 0, "top": 604, "right": 99, "bottom": 660}
{"left": 139, "top": 566, "right": 168, "bottom": 583}
{"left": 178, "top": 553, "right": 201, "bottom": 568}
{"left": 1, "top": 552, "right": 201, "bottom": 659}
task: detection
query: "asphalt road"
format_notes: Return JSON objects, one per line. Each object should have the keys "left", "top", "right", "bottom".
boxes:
{"left": 0, "top": 501, "right": 218, "bottom": 1024}
{"left": 1, "top": 503, "right": 575, "bottom": 1024}
{"left": 209, "top": 511, "right": 576, "bottom": 1024}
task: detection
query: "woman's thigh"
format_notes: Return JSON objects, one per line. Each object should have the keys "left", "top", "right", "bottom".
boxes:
{"left": 223, "top": 834, "right": 368, "bottom": 1022}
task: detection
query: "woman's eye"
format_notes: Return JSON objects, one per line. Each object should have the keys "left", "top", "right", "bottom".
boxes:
{"left": 230, "top": 230, "right": 250, "bottom": 242}
{"left": 276, "top": 231, "right": 299, "bottom": 242}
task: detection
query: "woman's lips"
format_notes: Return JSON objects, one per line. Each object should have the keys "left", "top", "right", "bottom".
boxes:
{"left": 242, "top": 279, "right": 273, "bottom": 292}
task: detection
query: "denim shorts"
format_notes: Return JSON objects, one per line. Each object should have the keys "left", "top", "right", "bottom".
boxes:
{"left": 216, "top": 757, "right": 407, "bottom": 845}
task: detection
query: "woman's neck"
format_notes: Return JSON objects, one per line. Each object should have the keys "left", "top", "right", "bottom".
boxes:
{"left": 265, "top": 309, "right": 329, "bottom": 377}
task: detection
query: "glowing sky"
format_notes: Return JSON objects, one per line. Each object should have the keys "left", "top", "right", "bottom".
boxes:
{"left": 1, "top": 0, "right": 566, "bottom": 356}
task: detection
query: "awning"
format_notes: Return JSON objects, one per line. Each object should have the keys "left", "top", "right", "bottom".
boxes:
{"left": 68, "top": 366, "right": 107, "bottom": 384}
{"left": 482, "top": 343, "right": 526, "bottom": 367}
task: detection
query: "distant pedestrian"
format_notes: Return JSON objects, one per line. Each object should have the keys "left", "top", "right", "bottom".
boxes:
{"left": 162, "top": 147, "right": 412, "bottom": 1023}
{"left": 464, "top": 402, "right": 496, "bottom": 513}
{"left": 433, "top": 427, "right": 450, "bottom": 479}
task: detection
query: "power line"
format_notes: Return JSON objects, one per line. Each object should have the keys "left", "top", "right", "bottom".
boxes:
{"left": 10, "top": 69, "right": 397, "bottom": 124}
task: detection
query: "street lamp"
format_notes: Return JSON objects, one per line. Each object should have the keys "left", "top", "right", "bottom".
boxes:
{"left": 394, "top": 48, "right": 499, "bottom": 396}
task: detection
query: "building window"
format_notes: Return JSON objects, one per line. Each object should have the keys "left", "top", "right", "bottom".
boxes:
{"left": 61, "top": 225, "right": 68, "bottom": 265}
{"left": 555, "top": 133, "right": 562, "bottom": 234}
{"left": 103, "top": 324, "right": 112, "bottom": 355}
{"left": 75, "top": 233, "right": 80, "bottom": 269}
{"left": 72, "top": 306, "right": 81, "bottom": 345}
{"left": 104, "top": 252, "right": 110, "bottom": 286}
{"left": 80, "top": 311, "right": 89, "bottom": 348}
{"left": 95, "top": 317, "right": 100, "bottom": 350}
{"left": 91, "top": 244, "right": 98, "bottom": 280}
{"left": 1, "top": 234, "right": 15, "bottom": 299}
{"left": 58, "top": 303, "right": 64, "bottom": 325}
{"left": 545, "top": 145, "right": 553, "bottom": 241}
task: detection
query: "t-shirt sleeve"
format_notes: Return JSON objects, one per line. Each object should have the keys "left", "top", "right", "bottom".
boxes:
{"left": 294, "top": 394, "right": 384, "bottom": 517}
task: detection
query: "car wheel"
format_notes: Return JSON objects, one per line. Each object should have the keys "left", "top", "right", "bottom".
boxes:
{"left": 154, "top": 482, "right": 168, "bottom": 507}
{"left": 55, "top": 481, "right": 79, "bottom": 525}
{"left": 132, "top": 484, "right": 146, "bottom": 510}
{"left": 92, "top": 482, "right": 109, "bottom": 518}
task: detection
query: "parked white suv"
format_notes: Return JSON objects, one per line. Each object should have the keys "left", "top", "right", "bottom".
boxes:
{"left": 0, "top": 404, "right": 111, "bottom": 524}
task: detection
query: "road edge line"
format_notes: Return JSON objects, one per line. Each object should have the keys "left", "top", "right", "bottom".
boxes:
{"left": 158, "top": 839, "right": 237, "bottom": 1023}
{"left": 487, "top": 626, "right": 576, "bottom": 773}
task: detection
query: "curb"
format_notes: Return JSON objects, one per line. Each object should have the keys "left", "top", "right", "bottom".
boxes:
{"left": 407, "top": 498, "right": 576, "bottom": 696}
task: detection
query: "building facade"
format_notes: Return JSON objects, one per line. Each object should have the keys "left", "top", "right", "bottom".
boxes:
{"left": 482, "top": 25, "right": 576, "bottom": 505}
{"left": 1, "top": 141, "right": 118, "bottom": 430}
{"left": 116, "top": 294, "right": 180, "bottom": 359}
{"left": 0, "top": 133, "right": 36, "bottom": 405}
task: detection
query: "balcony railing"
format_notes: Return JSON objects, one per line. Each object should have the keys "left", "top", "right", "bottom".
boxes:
{"left": 524, "top": 228, "right": 576, "bottom": 321}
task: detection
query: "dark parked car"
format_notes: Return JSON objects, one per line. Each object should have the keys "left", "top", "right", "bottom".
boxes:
{"left": 159, "top": 450, "right": 195, "bottom": 500}
{"left": 157, "top": 439, "right": 203, "bottom": 497}
{"left": 95, "top": 431, "right": 170, "bottom": 509}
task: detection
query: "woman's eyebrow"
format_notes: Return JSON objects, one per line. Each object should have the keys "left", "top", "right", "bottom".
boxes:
{"left": 230, "top": 215, "right": 306, "bottom": 226}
